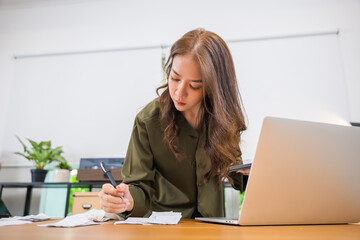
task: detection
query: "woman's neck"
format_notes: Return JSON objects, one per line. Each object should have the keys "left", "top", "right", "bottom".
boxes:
{"left": 182, "top": 111, "right": 199, "bottom": 130}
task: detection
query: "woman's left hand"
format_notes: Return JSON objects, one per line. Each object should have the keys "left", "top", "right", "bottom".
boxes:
{"left": 236, "top": 168, "right": 250, "bottom": 176}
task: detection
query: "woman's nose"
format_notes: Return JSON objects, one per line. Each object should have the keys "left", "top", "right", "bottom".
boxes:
{"left": 176, "top": 82, "right": 187, "bottom": 98}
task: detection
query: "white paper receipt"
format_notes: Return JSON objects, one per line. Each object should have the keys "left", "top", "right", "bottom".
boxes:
{"left": 39, "top": 209, "right": 120, "bottom": 228}
{"left": 0, "top": 213, "right": 50, "bottom": 227}
{"left": 115, "top": 211, "right": 182, "bottom": 225}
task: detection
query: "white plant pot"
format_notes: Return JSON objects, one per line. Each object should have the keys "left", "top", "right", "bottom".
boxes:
{"left": 53, "top": 169, "right": 70, "bottom": 182}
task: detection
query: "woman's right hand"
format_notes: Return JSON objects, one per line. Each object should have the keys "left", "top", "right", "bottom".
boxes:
{"left": 98, "top": 183, "right": 134, "bottom": 214}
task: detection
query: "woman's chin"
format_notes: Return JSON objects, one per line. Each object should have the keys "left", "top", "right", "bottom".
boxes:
{"left": 174, "top": 105, "right": 185, "bottom": 112}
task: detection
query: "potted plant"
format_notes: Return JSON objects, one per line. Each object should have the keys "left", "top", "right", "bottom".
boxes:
{"left": 53, "top": 157, "right": 72, "bottom": 183}
{"left": 14, "top": 136, "right": 68, "bottom": 182}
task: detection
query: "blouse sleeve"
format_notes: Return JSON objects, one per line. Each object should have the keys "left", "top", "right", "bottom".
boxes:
{"left": 228, "top": 156, "right": 248, "bottom": 192}
{"left": 119, "top": 115, "right": 156, "bottom": 218}
{"left": 228, "top": 172, "right": 248, "bottom": 192}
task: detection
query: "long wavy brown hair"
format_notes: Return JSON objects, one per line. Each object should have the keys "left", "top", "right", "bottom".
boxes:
{"left": 156, "top": 28, "right": 247, "bottom": 186}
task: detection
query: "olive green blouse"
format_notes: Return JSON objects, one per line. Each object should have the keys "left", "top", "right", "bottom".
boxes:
{"left": 121, "top": 98, "right": 245, "bottom": 218}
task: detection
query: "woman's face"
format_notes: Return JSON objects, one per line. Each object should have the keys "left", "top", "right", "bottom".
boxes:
{"left": 168, "top": 54, "right": 204, "bottom": 117}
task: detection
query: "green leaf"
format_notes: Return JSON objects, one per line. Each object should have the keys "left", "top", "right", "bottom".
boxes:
{"left": 52, "top": 147, "right": 64, "bottom": 155}
{"left": 15, "top": 135, "right": 26, "bottom": 147}
{"left": 15, "top": 135, "right": 28, "bottom": 153}
{"left": 31, "top": 147, "right": 40, "bottom": 158}
{"left": 39, "top": 151, "right": 46, "bottom": 162}
{"left": 14, "top": 152, "right": 31, "bottom": 160}
{"left": 56, "top": 160, "right": 72, "bottom": 170}
{"left": 39, "top": 141, "right": 51, "bottom": 149}
{"left": 28, "top": 139, "right": 39, "bottom": 150}
{"left": 53, "top": 155, "right": 66, "bottom": 163}
{"left": 42, "top": 149, "right": 50, "bottom": 162}
{"left": 29, "top": 152, "right": 38, "bottom": 160}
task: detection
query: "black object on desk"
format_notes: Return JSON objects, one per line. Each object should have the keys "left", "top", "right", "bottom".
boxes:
{"left": 77, "top": 158, "right": 124, "bottom": 182}
{"left": 229, "top": 163, "right": 252, "bottom": 172}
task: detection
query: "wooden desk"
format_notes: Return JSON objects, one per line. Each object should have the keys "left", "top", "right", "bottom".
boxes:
{"left": 0, "top": 219, "right": 359, "bottom": 240}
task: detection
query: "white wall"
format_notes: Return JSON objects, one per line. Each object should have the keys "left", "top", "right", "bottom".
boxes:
{"left": 0, "top": 0, "right": 359, "bottom": 216}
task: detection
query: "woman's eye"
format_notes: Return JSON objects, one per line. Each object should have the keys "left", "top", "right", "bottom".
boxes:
{"left": 190, "top": 85, "right": 202, "bottom": 90}
{"left": 171, "top": 77, "right": 180, "bottom": 82}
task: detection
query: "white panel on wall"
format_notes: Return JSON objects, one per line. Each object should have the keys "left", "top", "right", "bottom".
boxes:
{"left": 230, "top": 34, "right": 349, "bottom": 161}
{"left": 3, "top": 49, "right": 162, "bottom": 165}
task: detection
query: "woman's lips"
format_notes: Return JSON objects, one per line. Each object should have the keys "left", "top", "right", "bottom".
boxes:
{"left": 176, "top": 100, "right": 185, "bottom": 106}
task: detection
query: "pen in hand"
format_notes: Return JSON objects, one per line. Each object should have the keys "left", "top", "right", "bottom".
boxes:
{"left": 100, "top": 161, "right": 124, "bottom": 200}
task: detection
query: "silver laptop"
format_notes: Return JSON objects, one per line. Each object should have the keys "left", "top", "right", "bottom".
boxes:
{"left": 196, "top": 117, "right": 360, "bottom": 225}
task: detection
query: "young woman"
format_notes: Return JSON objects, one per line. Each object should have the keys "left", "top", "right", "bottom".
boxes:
{"left": 99, "top": 28, "right": 248, "bottom": 219}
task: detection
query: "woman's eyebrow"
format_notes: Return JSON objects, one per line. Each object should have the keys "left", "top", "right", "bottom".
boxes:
{"left": 172, "top": 68, "right": 182, "bottom": 77}
{"left": 171, "top": 68, "right": 202, "bottom": 82}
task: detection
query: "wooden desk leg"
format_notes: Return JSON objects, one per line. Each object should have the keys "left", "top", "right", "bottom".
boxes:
{"left": 24, "top": 186, "right": 33, "bottom": 216}
{"left": 64, "top": 183, "right": 71, "bottom": 217}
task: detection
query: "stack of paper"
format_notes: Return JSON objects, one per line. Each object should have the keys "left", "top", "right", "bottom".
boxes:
{"left": 115, "top": 211, "right": 182, "bottom": 225}
{"left": 0, "top": 213, "right": 50, "bottom": 227}
{"left": 39, "top": 209, "right": 120, "bottom": 228}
